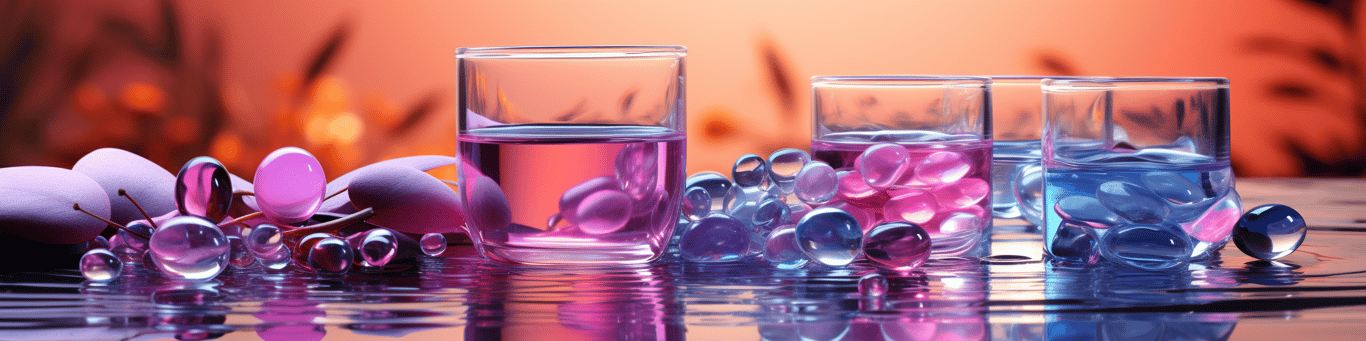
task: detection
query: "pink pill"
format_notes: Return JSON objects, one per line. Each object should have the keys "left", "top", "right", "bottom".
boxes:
{"left": 913, "top": 151, "right": 970, "bottom": 186}
{"left": 930, "top": 178, "right": 990, "bottom": 209}
{"left": 883, "top": 187, "right": 939, "bottom": 225}
{"left": 856, "top": 144, "right": 912, "bottom": 191}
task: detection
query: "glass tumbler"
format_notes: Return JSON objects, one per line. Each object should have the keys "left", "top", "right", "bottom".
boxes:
{"left": 456, "top": 46, "right": 686, "bottom": 265}
{"left": 810, "top": 76, "right": 993, "bottom": 257}
{"left": 1042, "top": 78, "right": 1237, "bottom": 270}
{"left": 988, "top": 76, "right": 1090, "bottom": 227}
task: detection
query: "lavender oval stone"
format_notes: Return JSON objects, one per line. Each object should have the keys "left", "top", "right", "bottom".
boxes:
{"left": 732, "top": 154, "right": 770, "bottom": 188}
{"left": 795, "top": 161, "right": 838, "bottom": 205}
{"left": 863, "top": 222, "right": 932, "bottom": 271}
{"left": 175, "top": 157, "right": 233, "bottom": 221}
{"left": 254, "top": 147, "right": 327, "bottom": 224}
{"left": 795, "top": 207, "right": 863, "bottom": 267}
{"left": 679, "top": 215, "right": 750, "bottom": 263}
{"left": 575, "top": 189, "right": 633, "bottom": 235}
{"left": 80, "top": 249, "right": 123, "bottom": 283}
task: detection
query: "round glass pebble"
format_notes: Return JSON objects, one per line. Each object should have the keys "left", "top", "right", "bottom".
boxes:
{"left": 80, "top": 249, "right": 122, "bottom": 283}
{"left": 1099, "top": 223, "right": 1193, "bottom": 271}
{"left": 420, "top": 233, "right": 447, "bottom": 256}
{"left": 307, "top": 236, "right": 353, "bottom": 275}
{"left": 855, "top": 143, "right": 912, "bottom": 190}
{"left": 685, "top": 172, "right": 733, "bottom": 214}
{"left": 257, "top": 245, "right": 292, "bottom": 270}
{"left": 226, "top": 235, "right": 254, "bottom": 269}
{"left": 768, "top": 149, "right": 811, "bottom": 194}
{"left": 148, "top": 215, "right": 231, "bottom": 280}
{"left": 679, "top": 214, "right": 750, "bottom": 263}
{"left": 1233, "top": 204, "right": 1307, "bottom": 261}
{"left": 732, "top": 154, "right": 770, "bottom": 188}
{"left": 681, "top": 187, "right": 711, "bottom": 221}
{"left": 254, "top": 147, "right": 327, "bottom": 224}
{"left": 1096, "top": 181, "right": 1170, "bottom": 224}
{"left": 751, "top": 198, "right": 792, "bottom": 235}
{"left": 913, "top": 151, "right": 970, "bottom": 186}
{"left": 175, "top": 156, "right": 234, "bottom": 221}
{"left": 359, "top": 229, "right": 399, "bottom": 267}
{"left": 795, "top": 207, "right": 863, "bottom": 267}
{"left": 794, "top": 161, "right": 838, "bottom": 205}
{"left": 863, "top": 222, "right": 932, "bottom": 271}
{"left": 118, "top": 220, "right": 155, "bottom": 251}
{"left": 1012, "top": 163, "right": 1044, "bottom": 226}
{"left": 246, "top": 223, "right": 285, "bottom": 258}
{"left": 1050, "top": 221, "right": 1099, "bottom": 264}
{"left": 763, "top": 225, "right": 808, "bottom": 269}
{"left": 1053, "top": 196, "right": 1122, "bottom": 229}
{"left": 857, "top": 273, "right": 889, "bottom": 297}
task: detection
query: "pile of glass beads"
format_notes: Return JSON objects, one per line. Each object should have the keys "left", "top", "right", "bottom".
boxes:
{"left": 675, "top": 148, "right": 934, "bottom": 271}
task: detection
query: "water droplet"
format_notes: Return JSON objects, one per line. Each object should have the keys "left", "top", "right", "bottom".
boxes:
{"left": 679, "top": 214, "right": 750, "bottom": 262}
{"left": 795, "top": 161, "right": 838, "bottom": 205}
{"left": 175, "top": 156, "right": 233, "bottom": 221}
{"left": 768, "top": 149, "right": 811, "bottom": 194}
{"left": 763, "top": 224, "right": 808, "bottom": 269}
{"left": 148, "top": 215, "right": 230, "bottom": 280}
{"left": 421, "top": 233, "right": 447, "bottom": 256}
{"left": 795, "top": 207, "right": 863, "bottom": 267}
{"left": 855, "top": 143, "right": 912, "bottom": 190}
{"left": 732, "top": 154, "right": 770, "bottom": 188}
{"left": 858, "top": 274, "right": 888, "bottom": 297}
{"left": 1096, "top": 181, "right": 1170, "bottom": 224}
{"left": 863, "top": 222, "right": 932, "bottom": 271}
{"left": 254, "top": 147, "right": 327, "bottom": 223}
{"left": 1099, "top": 223, "right": 1192, "bottom": 271}
{"left": 80, "top": 249, "right": 122, "bottom": 283}
{"left": 1234, "top": 204, "right": 1306, "bottom": 261}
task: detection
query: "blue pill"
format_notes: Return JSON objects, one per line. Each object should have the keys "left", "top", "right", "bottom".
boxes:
{"left": 795, "top": 207, "right": 863, "bottom": 267}
{"left": 732, "top": 154, "right": 770, "bottom": 188}
{"left": 1053, "top": 196, "right": 1122, "bottom": 229}
{"left": 1099, "top": 223, "right": 1193, "bottom": 271}
{"left": 1233, "top": 204, "right": 1307, "bottom": 261}
{"left": 679, "top": 214, "right": 751, "bottom": 263}
{"left": 1049, "top": 221, "right": 1098, "bottom": 264}
{"left": 1096, "top": 181, "right": 1170, "bottom": 224}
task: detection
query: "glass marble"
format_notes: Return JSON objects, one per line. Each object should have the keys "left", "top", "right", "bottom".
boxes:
{"left": 307, "top": 236, "right": 353, "bottom": 275}
{"left": 913, "top": 151, "right": 970, "bottom": 186}
{"left": 148, "top": 215, "right": 230, "bottom": 280}
{"left": 614, "top": 142, "right": 659, "bottom": 200}
{"left": 254, "top": 147, "right": 327, "bottom": 224}
{"left": 1050, "top": 221, "right": 1099, "bottom": 264}
{"left": 884, "top": 187, "right": 938, "bottom": 225}
{"left": 175, "top": 156, "right": 233, "bottom": 221}
{"left": 762, "top": 225, "right": 808, "bottom": 269}
{"left": 420, "top": 233, "right": 447, "bottom": 256}
{"left": 1095, "top": 181, "right": 1170, "bottom": 224}
{"left": 1053, "top": 196, "right": 1122, "bottom": 229}
{"left": 1013, "top": 163, "right": 1044, "bottom": 226}
{"left": 857, "top": 274, "right": 889, "bottom": 297}
{"left": 80, "top": 248, "right": 122, "bottom": 283}
{"left": 246, "top": 223, "right": 285, "bottom": 258}
{"left": 931, "top": 177, "right": 990, "bottom": 209}
{"left": 678, "top": 214, "right": 750, "bottom": 263}
{"left": 795, "top": 207, "right": 863, "bottom": 267}
{"left": 751, "top": 198, "right": 792, "bottom": 235}
{"left": 794, "top": 161, "right": 838, "bottom": 205}
{"left": 1099, "top": 223, "right": 1193, "bottom": 271}
{"left": 358, "top": 229, "right": 399, "bottom": 267}
{"left": 681, "top": 187, "right": 711, "bottom": 221}
{"left": 256, "top": 245, "right": 292, "bottom": 270}
{"left": 854, "top": 143, "right": 911, "bottom": 190}
{"left": 768, "top": 149, "right": 811, "bottom": 194}
{"left": 731, "top": 154, "right": 770, "bottom": 188}
{"left": 685, "top": 172, "right": 733, "bottom": 216}
{"left": 862, "top": 222, "right": 932, "bottom": 271}
{"left": 226, "top": 235, "right": 254, "bottom": 269}
{"left": 118, "top": 220, "right": 155, "bottom": 251}
{"left": 1233, "top": 204, "right": 1307, "bottom": 261}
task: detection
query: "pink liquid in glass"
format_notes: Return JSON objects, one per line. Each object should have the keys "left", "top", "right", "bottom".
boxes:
{"left": 459, "top": 124, "right": 685, "bottom": 264}
{"left": 812, "top": 134, "right": 992, "bottom": 256}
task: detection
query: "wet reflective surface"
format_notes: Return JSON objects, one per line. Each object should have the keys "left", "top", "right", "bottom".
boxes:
{"left": 2, "top": 179, "right": 1366, "bottom": 340}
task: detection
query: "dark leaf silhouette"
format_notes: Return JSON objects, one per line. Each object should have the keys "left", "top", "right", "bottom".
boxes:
{"left": 759, "top": 36, "right": 798, "bottom": 116}
{"left": 1267, "top": 80, "right": 1318, "bottom": 100}
{"left": 1036, "top": 51, "right": 1080, "bottom": 76}
{"left": 299, "top": 20, "right": 352, "bottom": 100}
{"left": 391, "top": 90, "right": 442, "bottom": 137}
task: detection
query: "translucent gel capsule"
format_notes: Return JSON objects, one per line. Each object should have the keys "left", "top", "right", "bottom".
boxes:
{"left": 226, "top": 236, "right": 254, "bottom": 269}
{"left": 836, "top": 170, "right": 883, "bottom": 205}
{"left": 1053, "top": 196, "right": 1122, "bottom": 229}
{"left": 257, "top": 245, "right": 292, "bottom": 270}
{"left": 1233, "top": 204, "right": 1307, "bottom": 261}
{"left": 795, "top": 208, "right": 863, "bottom": 267}
{"left": 148, "top": 215, "right": 230, "bottom": 280}
{"left": 254, "top": 147, "right": 327, "bottom": 224}
{"left": 768, "top": 149, "right": 811, "bottom": 194}
{"left": 175, "top": 156, "right": 233, "bottom": 221}
{"left": 685, "top": 172, "right": 734, "bottom": 214}
{"left": 559, "top": 176, "right": 621, "bottom": 223}
{"left": 1099, "top": 223, "right": 1193, "bottom": 271}
{"left": 858, "top": 274, "right": 889, "bottom": 297}
{"left": 420, "top": 233, "right": 447, "bottom": 256}
{"left": 307, "top": 236, "right": 353, "bottom": 275}
{"left": 118, "top": 220, "right": 155, "bottom": 251}
{"left": 863, "top": 222, "right": 932, "bottom": 271}
{"left": 1013, "top": 164, "right": 1044, "bottom": 226}
{"left": 1096, "top": 181, "right": 1170, "bottom": 224}
{"left": 763, "top": 225, "right": 808, "bottom": 269}
{"left": 1141, "top": 172, "right": 1206, "bottom": 204}
{"left": 614, "top": 142, "right": 659, "bottom": 200}
{"left": 913, "top": 151, "right": 970, "bottom": 186}
{"left": 855, "top": 144, "right": 912, "bottom": 190}
{"left": 1184, "top": 191, "right": 1242, "bottom": 243}
{"left": 575, "top": 189, "right": 633, "bottom": 234}
{"left": 246, "top": 223, "right": 285, "bottom": 258}
{"left": 359, "top": 229, "right": 399, "bottom": 267}
{"left": 1050, "top": 221, "right": 1099, "bottom": 264}
{"left": 795, "top": 161, "right": 838, "bottom": 205}
{"left": 679, "top": 214, "right": 750, "bottom": 263}
{"left": 751, "top": 198, "right": 792, "bottom": 235}
{"left": 732, "top": 154, "right": 770, "bottom": 188}
{"left": 930, "top": 177, "right": 989, "bottom": 209}
{"left": 80, "top": 249, "right": 122, "bottom": 283}
{"left": 681, "top": 187, "right": 712, "bottom": 221}
{"left": 883, "top": 187, "right": 938, "bottom": 225}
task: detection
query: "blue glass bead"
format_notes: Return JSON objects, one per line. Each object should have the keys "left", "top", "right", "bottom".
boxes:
{"left": 1140, "top": 172, "right": 1206, "bottom": 205}
{"left": 1013, "top": 163, "right": 1044, "bottom": 226}
{"left": 685, "top": 172, "right": 733, "bottom": 215}
{"left": 679, "top": 214, "right": 751, "bottom": 263}
{"left": 763, "top": 225, "right": 808, "bottom": 269}
{"left": 1053, "top": 196, "right": 1122, "bottom": 229}
{"left": 732, "top": 154, "right": 770, "bottom": 188}
{"left": 863, "top": 222, "right": 932, "bottom": 271}
{"left": 751, "top": 198, "right": 792, "bottom": 235}
{"left": 1049, "top": 221, "right": 1099, "bottom": 264}
{"left": 768, "top": 149, "right": 811, "bottom": 194}
{"left": 1099, "top": 223, "right": 1193, "bottom": 271}
{"left": 80, "top": 249, "right": 122, "bottom": 283}
{"left": 175, "top": 156, "right": 233, "bottom": 221}
{"left": 1095, "top": 181, "right": 1170, "bottom": 224}
{"left": 1233, "top": 204, "right": 1307, "bottom": 261}
{"left": 794, "top": 161, "right": 838, "bottom": 205}
{"left": 857, "top": 273, "right": 888, "bottom": 297}
{"left": 795, "top": 207, "right": 863, "bottom": 267}
{"left": 681, "top": 187, "right": 711, "bottom": 221}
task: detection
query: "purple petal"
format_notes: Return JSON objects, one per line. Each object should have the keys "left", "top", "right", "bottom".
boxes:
{"left": 71, "top": 148, "right": 176, "bottom": 224}
{"left": 347, "top": 165, "right": 466, "bottom": 235}
{"left": 0, "top": 166, "right": 111, "bottom": 244}
{"left": 320, "top": 155, "right": 458, "bottom": 213}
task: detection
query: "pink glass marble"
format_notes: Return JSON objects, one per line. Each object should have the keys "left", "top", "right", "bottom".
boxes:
{"left": 175, "top": 156, "right": 233, "bottom": 221}
{"left": 148, "top": 215, "right": 230, "bottom": 280}
{"left": 912, "top": 151, "right": 971, "bottom": 186}
{"left": 855, "top": 143, "right": 912, "bottom": 190}
{"left": 930, "top": 177, "right": 990, "bottom": 209}
{"left": 863, "top": 222, "right": 932, "bottom": 271}
{"left": 253, "top": 147, "right": 327, "bottom": 224}
{"left": 883, "top": 187, "right": 938, "bottom": 225}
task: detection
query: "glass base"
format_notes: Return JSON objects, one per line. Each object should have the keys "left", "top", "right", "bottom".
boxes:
{"left": 476, "top": 242, "right": 663, "bottom": 265}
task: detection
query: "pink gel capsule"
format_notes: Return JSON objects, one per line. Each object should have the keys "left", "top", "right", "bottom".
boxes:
{"left": 913, "top": 151, "right": 971, "bottom": 186}
{"left": 930, "top": 177, "right": 990, "bottom": 209}
{"left": 1184, "top": 192, "right": 1242, "bottom": 243}
{"left": 883, "top": 187, "right": 939, "bottom": 225}
{"left": 254, "top": 147, "right": 327, "bottom": 224}
{"left": 819, "top": 201, "right": 875, "bottom": 232}
{"left": 855, "top": 144, "right": 912, "bottom": 191}
{"left": 576, "top": 189, "right": 633, "bottom": 235}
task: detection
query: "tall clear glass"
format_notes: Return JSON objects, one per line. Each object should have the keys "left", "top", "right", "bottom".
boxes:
{"left": 456, "top": 46, "right": 686, "bottom": 265}
{"left": 988, "top": 76, "right": 1088, "bottom": 227}
{"left": 1042, "top": 78, "right": 1237, "bottom": 270}
{"left": 810, "top": 76, "right": 993, "bottom": 257}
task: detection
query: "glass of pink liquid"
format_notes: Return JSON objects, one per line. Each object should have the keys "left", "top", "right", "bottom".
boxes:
{"left": 456, "top": 46, "right": 686, "bottom": 265}
{"left": 810, "top": 76, "right": 993, "bottom": 257}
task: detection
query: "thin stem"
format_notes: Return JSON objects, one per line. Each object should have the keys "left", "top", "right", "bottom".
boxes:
{"left": 281, "top": 207, "right": 375, "bottom": 239}
{"left": 72, "top": 203, "right": 151, "bottom": 240}
{"left": 234, "top": 190, "right": 254, "bottom": 197}
{"left": 324, "top": 188, "right": 347, "bottom": 201}
{"left": 218, "top": 211, "right": 264, "bottom": 229}
{"left": 117, "top": 189, "right": 158, "bottom": 229}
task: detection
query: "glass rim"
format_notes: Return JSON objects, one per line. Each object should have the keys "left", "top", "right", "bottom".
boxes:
{"left": 456, "top": 45, "right": 687, "bottom": 59}
{"left": 1042, "top": 77, "right": 1229, "bottom": 91}
{"left": 811, "top": 75, "right": 991, "bottom": 88}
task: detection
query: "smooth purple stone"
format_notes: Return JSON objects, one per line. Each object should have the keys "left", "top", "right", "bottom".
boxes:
{"left": 466, "top": 175, "right": 512, "bottom": 232}
{"left": 254, "top": 147, "right": 327, "bottom": 224}
{"left": 575, "top": 189, "right": 633, "bottom": 235}
{"left": 795, "top": 161, "right": 838, "bottom": 205}
{"left": 856, "top": 143, "right": 912, "bottom": 190}
{"left": 858, "top": 273, "right": 889, "bottom": 297}
{"left": 863, "top": 222, "right": 932, "bottom": 271}
{"left": 149, "top": 215, "right": 230, "bottom": 280}
{"left": 615, "top": 143, "right": 659, "bottom": 200}
{"left": 307, "top": 236, "right": 353, "bottom": 275}
{"left": 930, "top": 177, "right": 989, "bottom": 209}
{"left": 175, "top": 156, "right": 233, "bottom": 221}
{"left": 679, "top": 214, "right": 750, "bottom": 263}
{"left": 913, "top": 151, "right": 971, "bottom": 186}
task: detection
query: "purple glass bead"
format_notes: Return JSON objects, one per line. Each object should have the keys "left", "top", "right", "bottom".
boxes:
{"left": 615, "top": 142, "right": 659, "bottom": 200}
{"left": 559, "top": 176, "right": 619, "bottom": 223}
{"left": 681, "top": 186, "right": 711, "bottom": 221}
{"left": 1054, "top": 196, "right": 1122, "bottom": 229}
{"left": 257, "top": 244, "right": 292, "bottom": 270}
{"left": 732, "top": 154, "right": 770, "bottom": 188}
{"left": 858, "top": 274, "right": 888, "bottom": 297}
{"left": 685, "top": 172, "right": 733, "bottom": 215}
{"left": 246, "top": 223, "right": 285, "bottom": 258}
{"left": 855, "top": 143, "right": 912, "bottom": 190}
{"left": 148, "top": 215, "right": 230, "bottom": 280}
{"left": 118, "top": 220, "right": 154, "bottom": 251}
{"left": 1050, "top": 221, "right": 1099, "bottom": 264}
{"left": 80, "top": 249, "right": 122, "bottom": 283}
{"left": 175, "top": 156, "right": 233, "bottom": 221}
{"left": 863, "top": 222, "right": 932, "bottom": 271}
{"left": 358, "top": 229, "right": 399, "bottom": 267}
{"left": 768, "top": 149, "right": 811, "bottom": 194}
{"left": 836, "top": 170, "right": 882, "bottom": 204}
{"left": 913, "top": 151, "right": 970, "bottom": 186}
{"left": 679, "top": 214, "right": 750, "bottom": 263}
{"left": 931, "top": 177, "right": 989, "bottom": 209}
{"left": 763, "top": 224, "right": 808, "bottom": 269}
{"left": 575, "top": 189, "right": 633, "bottom": 235}
{"left": 795, "top": 161, "right": 838, "bottom": 205}
{"left": 307, "top": 236, "right": 353, "bottom": 275}
{"left": 254, "top": 147, "right": 327, "bottom": 224}
{"left": 1233, "top": 204, "right": 1307, "bottom": 261}
{"left": 421, "top": 233, "right": 447, "bottom": 256}
{"left": 751, "top": 198, "right": 792, "bottom": 235}
{"left": 1099, "top": 223, "right": 1192, "bottom": 271}
{"left": 1096, "top": 181, "right": 1170, "bottom": 224}
{"left": 226, "top": 235, "right": 254, "bottom": 269}
{"left": 795, "top": 207, "right": 863, "bottom": 267}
